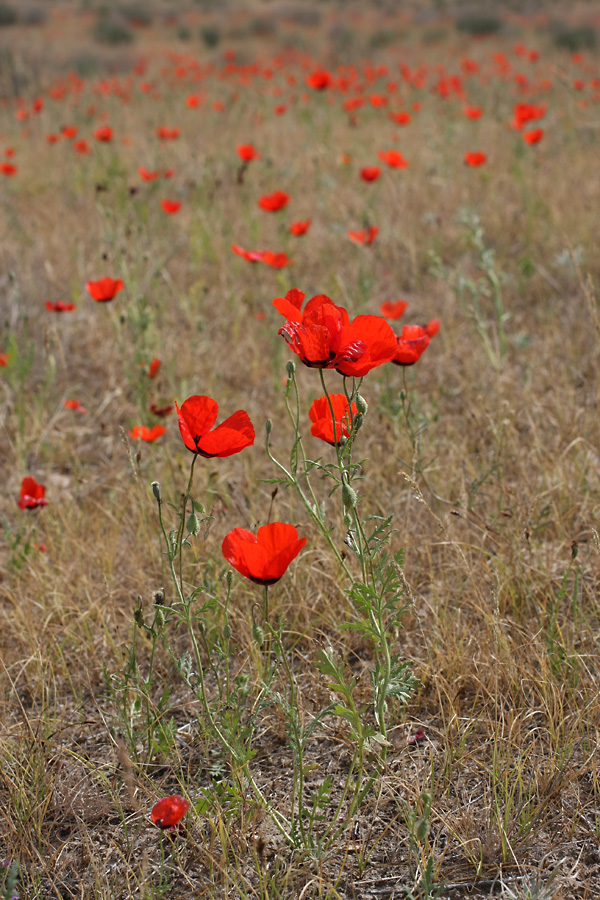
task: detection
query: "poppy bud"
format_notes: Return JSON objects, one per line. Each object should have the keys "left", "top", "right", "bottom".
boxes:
{"left": 134, "top": 604, "right": 145, "bottom": 628}
{"left": 252, "top": 623, "right": 265, "bottom": 646}
{"left": 342, "top": 483, "right": 358, "bottom": 509}
{"left": 226, "top": 570, "right": 234, "bottom": 589}
{"left": 353, "top": 414, "right": 364, "bottom": 432}
{"left": 355, "top": 393, "right": 368, "bottom": 415}
{"left": 154, "top": 607, "right": 165, "bottom": 628}
{"left": 286, "top": 360, "right": 296, "bottom": 376}
{"left": 344, "top": 512, "right": 353, "bottom": 528}
{"left": 151, "top": 481, "right": 161, "bottom": 502}
{"left": 154, "top": 590, "right": 164, "bottom": 606}
{"left": 222, "top": 622, "right": 231, "bottom": 640}
{"left": 265, "top": 419, "right": 272, "bottom": 435}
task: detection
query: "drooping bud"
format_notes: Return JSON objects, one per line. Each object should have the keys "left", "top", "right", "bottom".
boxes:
{"left": 353, "top": 414, "right": 364, "bottom": 432}
{"left": 343, "top": 512, "right": 353, "bottom": 529}
{"left": 342, "top": 482, "right": 358, "bottom": 509}
{"left": 252, "top": 623, "right": 265, "bottom": 646}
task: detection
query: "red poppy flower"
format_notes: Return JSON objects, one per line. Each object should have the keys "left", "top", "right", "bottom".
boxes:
{"left": 222, "top": 523, "right": 306, "bottom": 586}
{"left": 390, "top": 111, "right": 411, "bottom": 125}
{"left": 94, "top": 126, "right": 113, "bottom": 142}
{"left": 237, "top": 144, "right": 260, "bottom": 161}
{"left": 1, "top": 163, "right": 17, "bottom": 176}
{"left": 146, "top": 358, "right": 161, "bottom": 378}
{"left": 523, "top": 128, "right": 544, "bottom": 145}
{"left": 464, "top": 151, "right": 487, "bottom": 167}
{"left": 274, "top": 104, "right": 287, "bottom": 115}
{"left": 232, "top": 244, "right": 263, "bottom": 264}
{"left": 0, "top": 351, "right": 8, "bottom": 367}
{"left": 463, "top": 106, "right": 483, "bottom": 120}
{"left": 290, "top": 219, "right": 311, "bottom": 236}
{"left": 150, "top": 402, "right": 174, "bottom": 417}
{"left": 176, "top": 395, "right": 255, "bottom": 458}
{"left": 86, "top": 278, "right": 124, "bottom": 302}
{"left": 61, "top": 126, "right": 78, "bottom": 139}
{"left": 161, "top": 199, "right": 181, "bottom": 214}
{"left": 392, "top": 324, "right": 430, "bottom": 366}
{"left": 425, "top": 319, "right": 440, "bottom": 337}
{"left": 64, "top": 399, "right": 87, "bottom": 413}
{"left": 73, "top": 140, "right": 90, "bottom": 155}
{"left": 17, "top": 476, "right": 48, "bottom": 510}
{"left": 360, "top": 166, "right": 381, "bottom": 182}
{"left": 46, "top": 134, "right": 61, "bottom": 144}
{"left": 348, "top": 226, "right": 378, "bottom": 245}
{"left": 259, "top": 191, "right": 289, "bottom": 212}
{"left": 139, "top": 166, "right": 160, "bottom": 181}
{"left": 378, "top": 150, "right": 409, "bottom": 169}
{"left": 260, "top": 251, "right": 293, "bottom": 269}
{"left": 306, "top": 70, "right": 331, "bottom": 91}
{"left": 4, "top": 148, "right": 14, "bottom": 157}
{"left": 46, "top": 301, "right": 76, "bottom": 312}
{"left": 151, "top": 795, "right": 190, "bottom": 829}
{"left": 309, "top": 394, "right": 358, "bottom": 445}
{"left": 163, "top": 169, "right": 175, "bottom": 179}
{"left": 155, "top": 126, "right": 180, "bottom": 140}
{"left": 380, "top": 300, "right": 407, "bottom": 320}
{"left": 275, "top": 290, "right": 397, "bottom": 377}
{"left": 129, "top": 425, "right": 167, "bottom": 442}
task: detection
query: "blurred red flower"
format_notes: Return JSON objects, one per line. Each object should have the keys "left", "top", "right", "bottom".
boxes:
{"left": 463, "top": 106, "right": 483, "bottom": 119}
{"left": 275, "top": 290, "right": 397, "bottom": 377}
{"left": 392, "top": 324, "right": 430, "bottom": 365}
{"left": 161, "top": 199, "right": 181, "bottom": 214}
{"left": 46, "top": 301, "right": 76, "bottom": 312}
{"left": 155, "top": 127, "right": 180, "bottom": 140}
{"left": 61, "top": 126, "right": 78, "bottom": 139}
{"left": 139, "top": 166, "right": 160, "bottom": 181}
{"left": 260, "top": 251, "right": 292, "bottom": 268}
{"left": 523, "top": 128, "right": 544, "bottom": 144}
{"left": 290, "top": 220, "right": 311, "bottom": 236}
{"left": 464, "top": 151, "right": 487, "bottom": 167}
{"left": 1, "top": 163, "right": 17, "bottom": 176}
{"left": 150, "top": 403, "right": 174, "bottom": 417}
{"left": 378, "top": 150, "right": 409, "bottom": 169}
{"left": 425, "top": 319, "right": 441, "bottom": 337}
{"left": 232, "top": 244, "right": 263, "bottom": 264}
{"left": 146, "top": 358, "right": 161, "bottom": 378}
{"left": 360, "top": 166, "right": 381, "bottom": 182}
{"left": 176, "top": 395, "right": 255, "bottom": 458}
{"left": 86, "top": 278, "right": 124, "bottom": 302}
{"left": 309, "top": 394, "right": 358, "bottom": 445}
{"left": 17, "top": 476, "right": 48, "bottom": 510}
{"left": 94, "top": 126, "right": 113, "bottom": 142}
{"left": 222, "top": 523, "right": 306, "bottom": 585}
{"left": 46, "top": 134, "right": 61, "bottom": 144}
{"left": 64, "top": 399, "right": 87, "bottom": 413}
{"left": 151, "top": 795, "right": 189, "bottom": 829}
{"left": 259, "top": 191, "right": 289, "bottom": 212}
{"left": 129, "top": 425, "right": 167, "bottom": 442}
{"left": 0, "top": 351, "right": 8, "bottom": 366}
{"left": 237, "top": 144, "right": 260, "bottom": 161}
{"left": 390, "top": 111, "right": 411, "bottom": 125}
{"left": 73, "top": 140, "right": 90, "bottom": 155}
{"left": 306, "top": 70, "right": 331, "bottom": 90}
{"left": 348, "top": 226, "right": 378, "bottom": 245}
{"left": 380, "top": 300, "right": 407, "bottom": 320}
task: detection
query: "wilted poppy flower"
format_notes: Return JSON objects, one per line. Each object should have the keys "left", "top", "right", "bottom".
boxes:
{"left": 161, "top": 199, "right": 181, "bottom": 214}
{"left": 237, "top": 143, "right": 260, "bottom": 161}
{"left": 146, "top": 358, "right": 161, "bottom": 378}
{"left": 290, "top": 219, "right": 311, "bottom": 236}
{"left": 17, "top": 476, "right": 48, "bottom": 510}
{"left": 86, "top": 278, "right": 124, "bottom": 302}
{"left": 392, "top": 324, "right": 430, "bottom": 366}
{"left": 523, "top": 128, "right": 544, "bottom": 145}
{"left": 380, "top": 300, "right": 407, "bottom": 320}
{"left": 46, "top": 300, "right": 76, "bottom": 312}
{"left": 150, "top": 402, "right": 174, "bottom": 417}
{"left": 464, "top": 151, "right": 487, "bottom": 167}
{"left": 94, "top": 126, "right": 113, "bottom": 142}
{"left": 222, "top": 523, "right": 306, "bottom": 585}
{"left": 129, "top": 425, "right": 167, "bottom": 442}
{"left": 309, "top": 394, "right": 358, "bottom": 445}
{"left": 259, "top": 191, "right": 289, "bottom": 212}
{"left": 275, "top": 290, "right": 397, "bottom": 377}
{"left": 306, "top": 69, "right": 331, "bottom": 90}
{"left": 139, "top": 166, "right": 160, "bottom": 181}
{"left": 151, "top": 795, "right": 189, "bottom": 829}
{"left": 1, "top": 163, "right": 17, "bottom": 176}
{"left": 378, "top": 150, "right": 409, "bottom": 169}
{"left": 64, "top": 399, "right": 87, "bottom": 413}
{"left": 176, "top": 395, "right": 255, "bottom": 458}
{"left": 360, "top": 166, "right": 381, "bottom": 182}
{"left": 348, "top": 226, "right": 378, "bottom": 245}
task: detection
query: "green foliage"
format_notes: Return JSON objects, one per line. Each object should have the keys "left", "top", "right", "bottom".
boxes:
{"left": 456, "top": 14, "right": 502, "bottom": 36}
{"left": 120, "top": 3, "right": 152, "bottom": 27}
{"left": 200, "top": 25, "right": 221, "bottom": 48}
{"left": 92, "top": 16, "right": 134, "bottom": 46}
{"left": 553, "top": 25, "right": 596, "bottom": 52}
{"left": 0, "top": 3, "right": 16, "bottom": 27}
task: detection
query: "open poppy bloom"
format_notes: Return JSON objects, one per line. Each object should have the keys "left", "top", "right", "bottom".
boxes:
{"left": 94, "top": 126, "right": 113, "bottom": 142}
{"left": 18, "top": 476, "right": 48, "bottom": 510}
{"left": 237, "top": 143, "right": 260, "bottom": 161}
{"left": 390, "top": 111, "right": 411, "bottom": 125}
{"left": 464, "top": 151, "right": 487, "bottom": 167}
{"left": 129, "top": 425, "right": 167, "bottom": 442}
{"left": 306, "top": 69, "right": 331, "bottom": 90}
{"left": 380, "top": 300, "right": 407, "bottom": 320}
{"left": 176, "top": 395, "right": 255, "bottom": 458}
{"left": 360, "top": 166, "right": 381, "bottom": 182}
{"left": 151, "top": 795, "right": 189, "bottom": 829}
{"left": 309, "top": 394, "right": 358, "bottom": 445}
{"left": 392, "top": 324, "right": 430, "bottom": 366}
{"left": 290, "top": 219, "right": 311, "bottom": 236}
{"left": 64, "top": 399, "right": 87, "bottom": 413}
{"left": 348, "top": 226, "right": 378, "bottom": 245}
{"left": 378, "top": 150, "right": 409, "bottom": 169}
{"left": 425, "top": 319, "right": 441, "bottom": 337}
{"left": 275, "top": 290, "right": 397, "bottom": 377}
{"left": 1, "top": 163, "right": 17, "bottom": 176}
{"left": 86, "top": 278, "right": 124, "bottom": 302}
{"left": 260, "top": 251, "right": 292, "bottom": 269}
{"left": 222, "top": 523, "right": 306, "bottom": 585}
{"left": 523, "top": 128, "right": 544, "bottom": 145}
{"left": 259, "top": 191, "right": 290, "bottom": 212}
{"left": 46, "top": 301, "right": 76, "bottom": 312}
{"left": 161, "top": 199, "right": 181, "bottom": 214}
{"left": 139, "top": 166, "right": 160, "bottom": 181}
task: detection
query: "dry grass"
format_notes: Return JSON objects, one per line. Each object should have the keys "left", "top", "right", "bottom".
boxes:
{"left": 1, "top": 3, "right": 600, "bottom": 898}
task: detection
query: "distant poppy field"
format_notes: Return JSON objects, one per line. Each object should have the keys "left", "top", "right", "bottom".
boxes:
{"left": 1, "top": 3, "right": 600, "bottom": 898}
